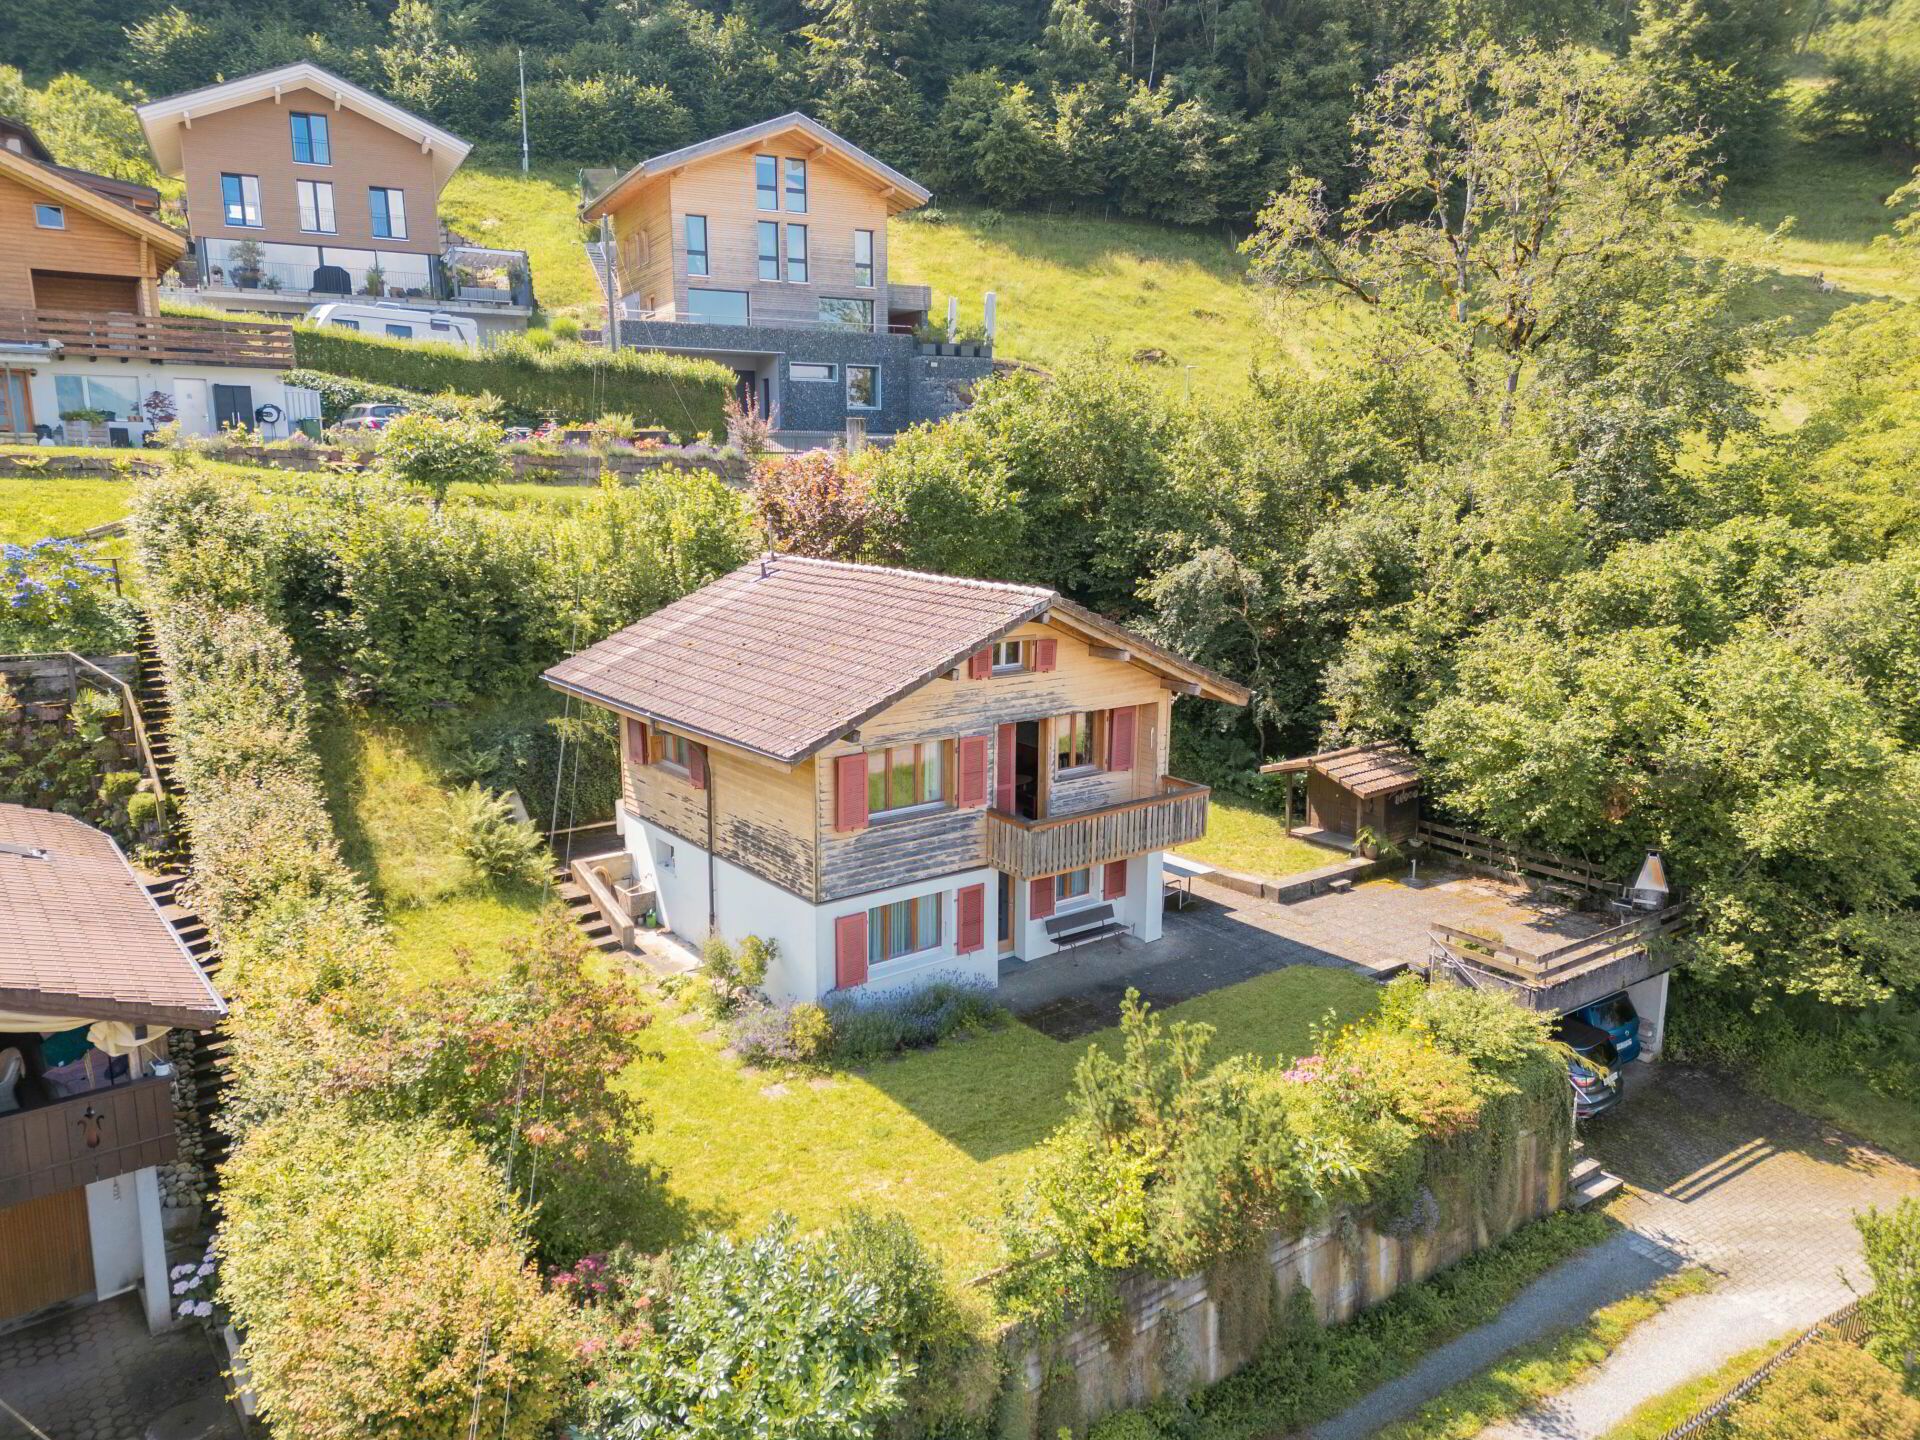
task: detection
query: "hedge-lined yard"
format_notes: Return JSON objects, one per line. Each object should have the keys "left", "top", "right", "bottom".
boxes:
{"left": 292, "top": 324, "right": 733, "bottom": 432}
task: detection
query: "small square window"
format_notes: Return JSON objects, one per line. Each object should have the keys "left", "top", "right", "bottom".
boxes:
{"left": 991, "top": 640, "right": 1025, "bottom": 672}
{"left": 33, "top": 203, "right": 64, "bottom": 229}
{"left": 1056, "top": 869, "right": 1091, "bottom": 901}
{"left": 847, "top": 364, "right": 880, "bottom": 410}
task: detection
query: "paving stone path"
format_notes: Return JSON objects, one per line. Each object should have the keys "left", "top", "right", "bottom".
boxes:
{"left": 0, "top": 1292, "right": 240, "bottom": 1440}
{"left": 1303, "top": 1064, "right": 1919, "bottom": 1440}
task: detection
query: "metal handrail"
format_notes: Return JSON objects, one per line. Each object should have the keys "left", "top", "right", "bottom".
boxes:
{"left": 0, "top": 650, "right": 168, "bottom": 834}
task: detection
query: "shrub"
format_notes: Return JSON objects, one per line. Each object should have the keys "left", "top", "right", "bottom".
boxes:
{"left": 217, "top": 1108, "right": 581, "bottom": 1440}
{"left": 375, "top": 411, "right": 510, "bottom": 505}
{"left": 1857, "top": 1197, "right": 1920, "bottom": 1393}
{"left": 293, "top": 323, "right": 731, "bottom": 432}
{"left": 578, "top": 1212, "right": 950, "bottom": 1440}
{"left": 0, "top": 537, "right": 137, "bottom": 653}
{"left": 283, "top": 368, "right": 491, "bottom": 426}
{"left": 444, "top": 781, "right": 550, "bottom": 886}
{"left": 697, "top": 933, "right": 774, "bottom": 1018}
{"left": 822, "top": 976, "right": 1005, "bottom": 1065}
{"left": 1708, "top": 1337, "right": 1920, "bottom": 1436}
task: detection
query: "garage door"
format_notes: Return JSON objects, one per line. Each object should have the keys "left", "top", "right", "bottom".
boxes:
{"left": 0, "top": 1188, "right": 93, "bottom": 1324}
{"left": 30, "top": 271, "right": 141, "bottom": 314}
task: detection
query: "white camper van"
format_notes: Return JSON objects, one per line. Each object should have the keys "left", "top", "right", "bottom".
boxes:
{"left": 306, "top": 302, "right": 481, "bottom": 350}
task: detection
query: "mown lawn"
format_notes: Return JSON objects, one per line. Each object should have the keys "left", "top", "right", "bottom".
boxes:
{"left": 626, "top": 962, "right": 1379, "bottom": 1278}
{"left": 441, "top": 165, "right": 601, "bottom": 320}
{"left": 1177, "top": 796, "right": 1346, "bottom": 878}
{"left": 0, "top": 473, "right": 134, "bottom": 546}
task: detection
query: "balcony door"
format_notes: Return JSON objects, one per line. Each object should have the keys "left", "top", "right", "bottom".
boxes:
{"left": 996, "top": 720, "right": 1041, "bottom": 820}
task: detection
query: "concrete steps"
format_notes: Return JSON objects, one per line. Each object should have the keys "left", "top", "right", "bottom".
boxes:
{"left": 1569, "top": 1154, "right": 1625, "bottom": 1209}
{"left": 556, "top": 870, "right": 622, "bottom": 956}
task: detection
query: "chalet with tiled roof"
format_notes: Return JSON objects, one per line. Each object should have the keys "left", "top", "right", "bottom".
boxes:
{"left": 545, "top": 556, "right": 1248, "bottom": 1001}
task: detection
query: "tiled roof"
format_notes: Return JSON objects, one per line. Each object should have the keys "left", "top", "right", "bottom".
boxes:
{"left": 544, "top": 556, "right": 1246, "bottom": 763}
{"left": 0, "top": 805, "right": 225, "bottom": 1030}
{"left": 1264, "top": 742, "right": 1421, "bottom": 797}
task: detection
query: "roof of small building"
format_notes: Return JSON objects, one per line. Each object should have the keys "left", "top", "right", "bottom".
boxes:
{"left": 0, "top": 145, "right": 184, "bottom": 262}
{"left": 1262, "top": 741, "right": 1420, "bottom": 797}
{"left": 0, "top": 804, "right": 226, "bottom": 1030}
{"left": 544, "top": 555, "right": 1248, "bottom": 764}
{"left": 581, "top": 112, "right": 932, "bottom": 222}
{"left": 137, "top": 62, "right": 473, "bottom": 190}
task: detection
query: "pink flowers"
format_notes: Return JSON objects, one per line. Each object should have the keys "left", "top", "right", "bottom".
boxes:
{"left": 1279, "top": 1056, "right": 1327, "bottom": 1083}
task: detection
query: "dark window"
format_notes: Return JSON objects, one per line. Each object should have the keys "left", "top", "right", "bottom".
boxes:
{"left": 290, "top": 112, "right": 332, "bottom": 165}
{"left": 757, "top": 221, "right": 779, "bottom": 281}
{"left": 686, "top": 214, "right": 709, "bottom": 276}
{"left": 785, "top": 224, "right": 808, "bottom": 284}
{"left": 369, "top": 187, "right": 406, "bottom": 240}
{"left": 853, "top": 228, "right": 874, "bottom": 287}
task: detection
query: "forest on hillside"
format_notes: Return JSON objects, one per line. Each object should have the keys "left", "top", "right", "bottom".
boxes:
{"left": 4, "top": 0, "right": 1920, "bottom": 223}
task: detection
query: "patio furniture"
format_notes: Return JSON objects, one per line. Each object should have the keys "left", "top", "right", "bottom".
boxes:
{"left": 1163, "top": 855, "right": 1211, "bottom": 910}
{"left": 1045, "top": 904, "right": 1129, "bottom": 951}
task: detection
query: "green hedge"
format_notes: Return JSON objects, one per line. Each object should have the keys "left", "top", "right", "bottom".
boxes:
{"left": 282, "top": 368, "right": 469, "bottom": 425}
{"left": 292, "top": 325, "right": 732, "bottom": 433}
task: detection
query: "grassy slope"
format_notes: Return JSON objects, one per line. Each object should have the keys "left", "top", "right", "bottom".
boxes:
{"left": 1176, "top": 796, "right": 1347, "bottom": 877}
{"left": 440, "top": 165, "right": 601, "bottom": 320}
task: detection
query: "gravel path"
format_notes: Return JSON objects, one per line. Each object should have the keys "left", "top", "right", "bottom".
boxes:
{"left": 1298, "top": 1064, "right": 1919, "bottom": 1440}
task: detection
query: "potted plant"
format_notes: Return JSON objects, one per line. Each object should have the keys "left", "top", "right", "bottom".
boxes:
{"left": 58, "top": 407, "right": 111, "bottom": 444}
{"left": 229, "top": 239, "right": 265, "bottom": 289}
{"left": 140, "top": 391, "right": 177, "bottom": 427}
{"left": 362, "top": 264, "right": 386, "bottom": 297}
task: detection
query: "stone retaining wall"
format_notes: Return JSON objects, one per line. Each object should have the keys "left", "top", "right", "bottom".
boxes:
{"left": 1002, "top": 1117, "right": 1566, "bottom": 1437}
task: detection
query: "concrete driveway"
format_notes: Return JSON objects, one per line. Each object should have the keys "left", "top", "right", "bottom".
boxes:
{"left": 1306, "top": 1063, "right": 1920, "bottom": 1440}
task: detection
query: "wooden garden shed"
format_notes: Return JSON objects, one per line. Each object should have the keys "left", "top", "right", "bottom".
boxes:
{"left": 1261, "top": 742, "right": 1421, "bottom": 847}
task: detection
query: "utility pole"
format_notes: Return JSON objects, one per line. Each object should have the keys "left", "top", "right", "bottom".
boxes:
{"left": 518, "top": 49, "right": 530, "bottom": 176}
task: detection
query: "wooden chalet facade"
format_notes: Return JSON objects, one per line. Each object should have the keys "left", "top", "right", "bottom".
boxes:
{"left": 0, "top": 805, "right": 224, "bottom": 1332}
{"left": 545, "top": 557, "right": 1248, "bottom": 1002}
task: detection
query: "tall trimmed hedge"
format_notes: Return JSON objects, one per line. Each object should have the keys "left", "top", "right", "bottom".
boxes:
{"left": 292, "top": 325, "right": 732, "bottom": 433}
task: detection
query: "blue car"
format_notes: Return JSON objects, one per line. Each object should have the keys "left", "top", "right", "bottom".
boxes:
{"left": 1566, "top": 991, "right": 1641, "bottom": 1066}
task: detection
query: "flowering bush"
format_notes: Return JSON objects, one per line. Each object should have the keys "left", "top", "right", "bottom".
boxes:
{"left": 170, "top": 1240, "right": 219, "bottom": 1325}
{"left": 0, "top": 537, "right": 136, "bottom": 653}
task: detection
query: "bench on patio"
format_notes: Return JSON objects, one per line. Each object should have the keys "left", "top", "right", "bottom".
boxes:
{"left": 1045, "top": 903, "right": 1130, "bottom": 951}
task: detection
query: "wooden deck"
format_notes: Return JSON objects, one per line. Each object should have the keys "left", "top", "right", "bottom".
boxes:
{"left": 0, "top": 308, "right": 295, "bottom": 369}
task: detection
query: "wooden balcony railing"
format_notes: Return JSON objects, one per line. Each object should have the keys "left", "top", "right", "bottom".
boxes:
{"left": 986, "top": 777, "right": 1210, "bottom": 879}
{"left": 0, "top": 1076, "right": 179, "bottom": 1210}
{"left": 0, "top": 308, "right": 296, "bottom": 369}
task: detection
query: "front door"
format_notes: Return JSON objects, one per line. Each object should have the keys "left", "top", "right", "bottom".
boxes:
{"left": 172, "top": 377, "right": 210, "bottom": 436}
{"left": 997, "top": 871, "right": 1014, "bottom": 955}
{"left": 0, "top": 369, "right": 32, "bottom": 437}
{"left": 211, "top": 384, "right": 253, "bottom": 432}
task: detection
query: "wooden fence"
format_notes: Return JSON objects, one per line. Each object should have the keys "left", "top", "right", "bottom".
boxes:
{"left": 1428, "top": 900, "right": 1693, "bottom": 985}
{"left": 0, "top": 308, "right": 295, "bottom": 367}
{"left": 1660, "top": 1297, "right": 1870, "bottom": 1439}
{"left": 1416, "top": 820, "right": 1616, "bottom": 896}
{"left": 985, "top": 778, "right": 1211, "bottom": 879}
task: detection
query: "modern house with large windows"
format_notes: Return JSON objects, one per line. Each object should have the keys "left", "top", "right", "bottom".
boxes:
{"left": 544, "top": 556, "right": 1248, "bottom": 1003}
{"left": 582, "top": 114, "right": 995, "bottom": 443}
{"left": 135, "top": 63, "right": 534, "bottom": 341}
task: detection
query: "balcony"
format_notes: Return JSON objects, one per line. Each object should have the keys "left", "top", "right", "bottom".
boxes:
{"left": 171, "top": 239, "right": 534, "bottom": 310}
{"left": 0, "top": 308, "right": 295, "bottom": 368}
{"left": 0, "top": 1076, "right": 178, "bottom": 1210}
{"left": 986, "top": 777, "right": 1211, "bottom": 879}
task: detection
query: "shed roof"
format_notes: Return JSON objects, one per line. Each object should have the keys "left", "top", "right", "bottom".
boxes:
{"left": 544, "top": 555, "right": 1248, "bottom": 764}
{"left": 581, "top": 113, "right": 932, "bottom": 222}
{"left": 0, "top": 804, "right": 225, "bottom": 1030}
{"left": 1262, "top": 742, "right": 1420, "bottom": 797}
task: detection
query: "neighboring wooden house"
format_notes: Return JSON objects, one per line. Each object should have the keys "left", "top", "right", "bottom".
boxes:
{"left": 0, "top": 136, "right": 308, "bottom": 441}
{"left": 0, "top": 804, "right": 224, "bottom": 1332}
{"left": 1261, "top": 742, "right": 1421, "bottom": 847}
{"left": 545, "top": 556, "right": 1248, "bottom": 1002}
{"left": 581, "top": 113, "right": 994, "bottom": 441}
{"left": 136, "top": 62, "right": 533, "bottom": 339}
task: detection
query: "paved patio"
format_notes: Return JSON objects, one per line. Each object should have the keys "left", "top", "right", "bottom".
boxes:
{"left": 0, "top": 1295, "right": 240, "bottom": 1440}
{"left": 1002, "top": 865, "right": 1612, "bottom": 1039}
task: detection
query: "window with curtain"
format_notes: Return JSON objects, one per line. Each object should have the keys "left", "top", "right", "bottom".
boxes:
{"left": 1056, "top": 869, "right": 1091, "bottom": 901}
{"left": 866, "top": 742, "right": 945, "bottom": 816}
{"left": 868, "top": 894, "right": 941, "bottom": 965}
{"left": 296, "top": 180, "right": 335, "bottom": 233}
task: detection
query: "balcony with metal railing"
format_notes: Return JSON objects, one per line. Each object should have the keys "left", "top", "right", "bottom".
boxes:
{"left": 985, "top": 777, "right": 1211, "bottom": 879}
{"left": 170, "top": 238, "right": 534, "bottom": 310}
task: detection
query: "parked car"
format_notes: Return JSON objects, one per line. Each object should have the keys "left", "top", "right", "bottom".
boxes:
{"left": 1552, "top": 1017, "right": 1623, "bottom": 1119}
{"left": 336, "top": 403, "right": 409, "bottom": 433}
{"left": 1566, "top": 991, "right": 1641, "bottom": 1066}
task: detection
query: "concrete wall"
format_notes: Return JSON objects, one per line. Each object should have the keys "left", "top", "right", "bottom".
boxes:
{"left": 1001, "top": 1119, "right": 1567, "bottom": 1437}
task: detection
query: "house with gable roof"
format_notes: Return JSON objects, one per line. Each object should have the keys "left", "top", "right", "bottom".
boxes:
{"left": 580, "top": 113, "right": 996, "bottom": 443}
{"left": 545, "top": 555, "right": 1248, "bottom": 1002}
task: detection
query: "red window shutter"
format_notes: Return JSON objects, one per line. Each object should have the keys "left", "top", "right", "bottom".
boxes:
{"left": 956, "top": 883, "right": 986, "bottom": 954}
{"left": 995, "top": 725, "right": 1016, "bottom": 813}
{"left": 1103, "top": 859, "right": 1128, "bottom": 900}
{"left": 957, "top": 735, "right": 989, "bottom": 807}
{"left": 834, "top": 912, "right": 869, "bottom": 989}
{"left": 1029, "top": 875, "right": 1055, "bottom": 919}
{"left": 1033, "top": 637, "right": 1057, "bottom": 672}
{"left": 625, "top": 718, "right": 649, "bottom": 765}
{"left": 1107, "top": 706, "right": 1136, "bottom": 772}
{"left": 834, "top": 754, "right": 868, "bottom": 831}
{"left": 687, "top": 743, "right": 708, "bottom": 790}
{"left": 968, "top": 647, "right": 992, "bottom": 680}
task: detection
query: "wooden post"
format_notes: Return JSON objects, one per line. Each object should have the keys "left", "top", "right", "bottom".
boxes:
{"left": 1283, "top": 773, "right": 1294, "bottom": 833}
